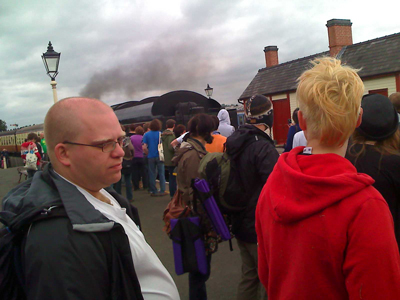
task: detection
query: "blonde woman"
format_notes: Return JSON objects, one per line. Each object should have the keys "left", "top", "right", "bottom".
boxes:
{"left": 256, "top": 57, "right": 400, "bottom": 299}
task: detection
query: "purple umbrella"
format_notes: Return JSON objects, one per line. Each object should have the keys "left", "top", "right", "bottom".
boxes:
{"left": 193, "top": 178, "right": 231, "bottom": 241}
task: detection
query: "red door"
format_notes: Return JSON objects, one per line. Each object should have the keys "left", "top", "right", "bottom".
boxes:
{"left": 272, "top": 98, "right": 291, "bottom": 145}
{"left": 368, "top": 88, "right": 388, "bottom": 97}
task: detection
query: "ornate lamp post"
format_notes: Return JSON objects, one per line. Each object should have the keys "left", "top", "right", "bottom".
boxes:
{"left": 205, "top": 84, "right": 213, "bottom": 99}
{"left": 42, "top": 41, "right": 61, "bottom": 103}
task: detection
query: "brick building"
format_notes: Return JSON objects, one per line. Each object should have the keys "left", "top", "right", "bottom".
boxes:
{"left": 239, "top": 19, "right": 400, "bottom": 144}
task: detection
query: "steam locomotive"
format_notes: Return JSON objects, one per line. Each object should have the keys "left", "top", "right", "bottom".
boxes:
{"left": 111, "top": 90, "right": 223, "bottom": 127}
{"left": 0, "top": 90, "right": 232, "bottom": 155}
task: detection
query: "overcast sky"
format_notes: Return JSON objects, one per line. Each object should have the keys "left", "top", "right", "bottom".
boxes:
{"left": 0, "top": 0, "right": 399, "bottom": 128}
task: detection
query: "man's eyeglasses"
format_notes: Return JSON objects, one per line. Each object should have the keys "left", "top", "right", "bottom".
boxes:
{"left": 63, "top": 137, "right": 130, "bottom": 153}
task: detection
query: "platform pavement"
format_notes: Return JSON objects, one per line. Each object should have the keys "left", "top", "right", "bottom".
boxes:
{"left": 0, "top": 167, "right": 243, "bottom": 299}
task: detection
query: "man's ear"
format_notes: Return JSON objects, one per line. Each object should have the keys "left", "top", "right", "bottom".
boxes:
{"left": 298, "top": 110, "right": 307, "bottom": 130}
{"left": 54, "top": 143, "right": 72, "bottom": 167}
{"left": 356, "top": 107, "right": 363, "bottom": 128}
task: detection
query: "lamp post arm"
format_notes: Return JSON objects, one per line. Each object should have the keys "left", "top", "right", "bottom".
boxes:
{"left": 51, "top": 80, "right": 58, "bottom": 103}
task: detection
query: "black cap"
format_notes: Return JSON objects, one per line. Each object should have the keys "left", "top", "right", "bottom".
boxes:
{"left": 357, "top": 94, "right": 399, "bottom": 141}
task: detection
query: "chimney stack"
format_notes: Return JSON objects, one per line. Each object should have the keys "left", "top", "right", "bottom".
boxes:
{"left": 264, "top": 46, "right": 279, "bottom": 68}
{"left": 326, "top": 19, "right": 353, "bottom": 57}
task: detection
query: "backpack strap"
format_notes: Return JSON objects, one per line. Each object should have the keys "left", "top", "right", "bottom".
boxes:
{"left": 191, "top": 179, "right": 198, "bottom": 215}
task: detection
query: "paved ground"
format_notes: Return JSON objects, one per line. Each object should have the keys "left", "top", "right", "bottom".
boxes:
{"left": 0, "top": 167, "right": 242, "bottom": 299}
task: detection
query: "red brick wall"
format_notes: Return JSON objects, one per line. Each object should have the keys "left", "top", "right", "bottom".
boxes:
{"left": 328, "top": 25, "right": 353, "bottom": 57}
{"left": 264, "top": 51, "right": 279, "bottom": 67}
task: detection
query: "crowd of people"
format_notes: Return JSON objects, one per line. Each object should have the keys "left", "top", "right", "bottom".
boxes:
{"left": 106, "top": 109, "right": 236, "bottom": 202}
{"left": 3, "top": 57, "right": 400, "bottom": 300}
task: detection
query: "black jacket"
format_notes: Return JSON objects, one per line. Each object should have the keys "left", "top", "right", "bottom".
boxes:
{"left": 2, "top": 164, "right": 143, "bottom": 300}
{"left": 346, "top": 144, "right": 400, "bottom": 250}
{"left": 225, "top": 125, "right": 279, "bottom": 243}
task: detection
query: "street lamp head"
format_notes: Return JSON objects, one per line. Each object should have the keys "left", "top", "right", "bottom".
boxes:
{"left": 42, "top": 41, "right": 61, "bottom": 81}
{"left": 205, "top": 84, "right": 213, "bottom": 98}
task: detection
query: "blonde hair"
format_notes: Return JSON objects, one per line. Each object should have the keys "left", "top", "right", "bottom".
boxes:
{"left": 297, "top": 57, "right": 364, "bottom": 146}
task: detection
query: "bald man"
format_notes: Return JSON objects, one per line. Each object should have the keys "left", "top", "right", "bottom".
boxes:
{"left": 2, "top": 98, "right": 180, "bottom": 300}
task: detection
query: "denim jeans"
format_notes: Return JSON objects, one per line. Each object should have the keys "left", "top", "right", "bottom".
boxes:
{"left": 143, "top": 156, "right": 149, "bottom": 190}
{"left": 148, "top": 157, "right": 166, "bottom": 194}
{"left": 189, "top": 253, "right": 212, "bottom": 300}
{"left": 165, "top": 166, "right": 177, "bottom": 198}
{"left": 132, "top": 157, "right": 147, "bottom": 190}
{"left": 113, "top": 172, "right": 133, "bottom": 201}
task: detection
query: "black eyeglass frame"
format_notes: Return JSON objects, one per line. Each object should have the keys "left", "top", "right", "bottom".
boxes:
{"left": 63, "top": 136, "right": 130, "bottom": 153}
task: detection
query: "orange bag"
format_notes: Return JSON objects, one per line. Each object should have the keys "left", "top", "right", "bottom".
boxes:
{"left": 162, "top": 190, "right": 191, "bottom": 234}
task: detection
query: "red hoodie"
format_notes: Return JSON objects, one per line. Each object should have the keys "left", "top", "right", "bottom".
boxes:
{"left": 256, "top": 147, "right": 400, "bottom": 300}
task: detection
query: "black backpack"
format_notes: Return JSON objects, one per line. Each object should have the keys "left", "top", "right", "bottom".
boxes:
{"left": 0, "top": 204, "right": 113, "bottom": 300}
{"left": 198, "top": 134, "right": 264, "bottom": 215}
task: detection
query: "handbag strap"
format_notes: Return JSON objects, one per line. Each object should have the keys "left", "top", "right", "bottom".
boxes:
{"left": 159, "top": 132, "right": 161, "bottom": 144}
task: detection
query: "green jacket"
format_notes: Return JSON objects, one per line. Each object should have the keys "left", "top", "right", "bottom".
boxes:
{"left": 40, "top": 138, "right": 47, "bottom": 154}
{"left": 161, "top": 129, "right": 175, "bottom": 166}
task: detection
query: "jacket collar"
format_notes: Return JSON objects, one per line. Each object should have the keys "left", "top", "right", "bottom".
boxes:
{"left": 172, "top": 137, "right": 207, "bottom": 165}
{"left": 4, "top": 163, "right": 119, "bottom": 232}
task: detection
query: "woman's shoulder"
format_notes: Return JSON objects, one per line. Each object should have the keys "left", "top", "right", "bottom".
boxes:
{"left": 381, "top": 152, "right": 400, "bottom": 166}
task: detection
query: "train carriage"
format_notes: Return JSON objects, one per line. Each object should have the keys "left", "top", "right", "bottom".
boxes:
{"left": 0, "top": 124, "right": 44, "bottom": 154}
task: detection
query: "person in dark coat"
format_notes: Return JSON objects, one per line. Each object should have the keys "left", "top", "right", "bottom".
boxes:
{"left": 2, "top": 97, "right": 179, "bottom": 300}
{"left": 225, "top": 94, "right": 279, "bottom": 300}
{"left": 283, "top": 107, "right": 301, "bottom": 152}
{"left": 347, "top": 93, "right": 400, "bottom": 249}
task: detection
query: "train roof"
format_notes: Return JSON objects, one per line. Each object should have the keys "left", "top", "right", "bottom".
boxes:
{"left": 112, "top": 90, "right": 221, "bottom": 123}
{"left": 0, "top": 123, "right": 44, "bottom": 137}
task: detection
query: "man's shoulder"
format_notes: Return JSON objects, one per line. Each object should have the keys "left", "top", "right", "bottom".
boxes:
{"left": 21, "top": 142, "right": 34, "bottom": 147}
{"left": 162, "top": 130, "right": 175, "bottom": 140}
{"left": 145, "top": 130, "right": 158, "bottom": 139}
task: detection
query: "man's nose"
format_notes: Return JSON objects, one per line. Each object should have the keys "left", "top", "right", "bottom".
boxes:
{"left": 112, "top": 142, "right": 125, "bottom": 157}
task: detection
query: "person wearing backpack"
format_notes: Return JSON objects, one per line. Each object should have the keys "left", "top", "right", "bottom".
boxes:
{"left": 171, "top": 113, "right": 215, "bottom": 300}
{"left": 20, "top": 132, "right": 41, "bottom": 177}
{"left": 113, "top": 125, "right": 135, "bottom": 201}
{"left": 225, "top": 94, "right": 279, "bottom": 300}
{"left": 1, "top": 97, "right": 179, "bottom": 300}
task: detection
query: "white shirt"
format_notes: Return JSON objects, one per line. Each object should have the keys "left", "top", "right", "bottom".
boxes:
{"left": 176, "top": 131, "right": 189, "bottom": 144}
{"left": 57, "top": 174, "right": 180, "bottom": 300}
{"left": 293, "top": 131, "right": 307, "bottom": 148}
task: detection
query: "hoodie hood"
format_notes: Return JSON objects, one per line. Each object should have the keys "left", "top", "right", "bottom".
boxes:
{"left": 171, "top": 138, "right": 207, "bottom": 166}
{"left": 267, "top": 147, "right": 375, "bottom": 223}
{"left": 226, "top": 124, "right": 273, "bottom": 160}
{"left": 162, "top": 129, "right": 174, "bottom": 136}
{"left": 217, "top": 109, "right": 231, "bottom": 125}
